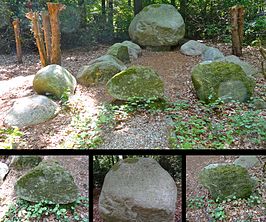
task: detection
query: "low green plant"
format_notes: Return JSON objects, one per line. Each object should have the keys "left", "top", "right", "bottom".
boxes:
{"left": 247, "top": 195, "right": 261, "bottom": 207}
{"left": 188, "top": 195, "right": 205, "bottom": 209}
{"left": 3, "top": 196, "right": 89, "bottom": 222}
{"left": 210, "top": 205, "right": 226, "bottom": 221}
{"left": 0, "top": 127, "right": 23, "bottom": 149}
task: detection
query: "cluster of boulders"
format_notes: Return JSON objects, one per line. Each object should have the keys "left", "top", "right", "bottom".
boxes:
{"left": 199, "top": 156, "right": 260, "bottom": 201}
{"left": 180, "top": 40, "right": 258, "bottom": 103}
{"left": 0, "top": 156, "right": 78, "bottom": 204}
{"left": 99, "top": 157, "right": 177, "bottom": 222}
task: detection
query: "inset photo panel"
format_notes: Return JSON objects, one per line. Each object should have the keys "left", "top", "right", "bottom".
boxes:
{"left": 0, "top": 155, "right": 89, "bottom": 221}
{"left": 93, "top": 155, "right": 182, "bottom": 222}
{"left": 186, "top": 155, "right": 266, "bottom": 221}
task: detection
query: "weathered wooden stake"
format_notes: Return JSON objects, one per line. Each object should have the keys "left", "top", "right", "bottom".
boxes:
{"left": 12, "top": 18, "right": 23, "bottom": 63}
{"left": 41, "top": 11, "right": 52, "bottom": 64}
{"left": 47, "top": 3, "right": 65, "bottom": 65}
{"left": 26, "top": 12, "right": 48, "bottom": 66}
{"left": 230, "top": 5, "right": 245, "bottom": 56}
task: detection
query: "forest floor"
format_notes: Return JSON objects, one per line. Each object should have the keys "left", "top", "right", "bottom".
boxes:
{"left": 0, "top": 155, "right": 89, "bottom": 221}
{"left": 0, "top": 42, "right": 265, "bottom": 149}
{"left": 186, "top": 155, "right": 266, "bottom": 221}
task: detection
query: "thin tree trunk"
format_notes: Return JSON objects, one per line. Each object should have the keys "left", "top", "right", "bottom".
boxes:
{"left": 26, "top": 12, "right": 48, "bottom": 66}
{"left": 133, "top": 0, "right": 142, "bottom": 16}
{"left": 230, "top": 5, "right": 244, "bottom": 56}
{"left": 12, "top": 18, "right": 22, "bottom": 63}
{"left": 41, "top": 11, "right": 51, "bottom": 64}
{"left": 47, "top": 3, "right": 65, "bottom": 65}
{"left": 108, "top": 0, "right": 114, "bottom": 36}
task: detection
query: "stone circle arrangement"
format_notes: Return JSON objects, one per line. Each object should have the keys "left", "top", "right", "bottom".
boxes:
{"left": 3, "top": 3, "right": 258, "bottom": 130}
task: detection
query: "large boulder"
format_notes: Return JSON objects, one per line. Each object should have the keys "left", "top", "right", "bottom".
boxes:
{"left": 15, "top": 161, "right": 78, "bottom": 204}
{"left": 199, "top": 163, "right": 255, "bottom": 200}
{"left": 218, "top": 55, "right": 258, "bottom": 76}
{"left": 4, "top": 95, "right": 59, "bottom": 128}
{"left": 106, "top": 43, "right": 130, "bottom": 63}
{"left": 191, "top": 62, "right": 255, "bottom": 103}
{"left": 202, "top": 47, "right": 224, "bottom": 61}
{"left": 10, "top": 156, "right": 42, "bottom": 170}
{"left": 180, "top": 40, "right": 208, "bottom": 56}
{"left": 99, "top": 158, "right": 177, "bottom": 222}
{"left": 121, "top": 41, "right": 142, "bottom": 61}
{"left": 0, "top": 162, "right": 9, "bottom": 185}
{"left": 106, "top": 65, "right": 164, "bottom": 100}
{"left": 77, "top": 56, "right": 126, "bottom": 86}
{"left": 128, "top": 4, "right": 185, "bottom": 48}
{"left": 33, "top": 64, "right": 77, "bottom": 99}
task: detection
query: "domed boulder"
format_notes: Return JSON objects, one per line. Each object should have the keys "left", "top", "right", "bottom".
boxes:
{"left": 202, "top": 47, "right": 224, "bottom": 61}
{"left": 180, "top": 40, "right": 208, "bottom": 56}
{"left": 99, "top": 157, "right": 177, "bottom": 222}
{"left": 121, "top": 41, "right": 142, "bottom": 61}
{"left": 199, "top": 163, "right": 255, "bottom": 200}
{"left": 33, "top": 64, "right": 77, "bottom": 99}
{"left": 106, "top": 43, "right": 130, "bottom": 63}
{"left": 191, "top": 62, "right": 255, "bottom": 103}
{"left": 106, "top": 65, "right": 164, "bottom": 100}
{"left": 128, "top": 4, "right": 185, "bottom": 49}
{"left": 4, "top": 95, "right": 59, "bottom": 128}
{"left": 77, "top": 55, "right": 126, "bottom": 86}
{"left": 15, "top": 161, "right": 78, "bottom": 204}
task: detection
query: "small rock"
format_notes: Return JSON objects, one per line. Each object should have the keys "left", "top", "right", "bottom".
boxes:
{"left": 234, "top": 156, "right": 260, "bottom": 169}
{"left": 106, "top": 43, "right": 130, "bottom": 63}
{"left": 180, "top": 40, "right": 208, "bottom": 56}
{"left": 121, "top": 40, "right": 142, "bottom": 61}
{"left": 202, "top": 47, "right": 224, "bottom": 61}
{"left": 4, "top": 95, "right": 59, "bottom": 128}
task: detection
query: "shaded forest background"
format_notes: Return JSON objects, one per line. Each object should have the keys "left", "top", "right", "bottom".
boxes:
{"left": 1, "top": 0, "right": 265, "bottom": 54}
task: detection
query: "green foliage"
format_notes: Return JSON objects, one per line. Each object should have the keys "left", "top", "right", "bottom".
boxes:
{"left": 187, "top": 195, "right": 205, "bottom": 209}
{"left": 3, "top": 196, "right": 89, "bottom": 222}
{"left": 247, "top": 194, "right": 261, "bottom": 207}
{"left": 0, "top": 127, "right": 23, "bottom": 149}
{"left": 210, "top": 205, "right": 226, "bottom": 221}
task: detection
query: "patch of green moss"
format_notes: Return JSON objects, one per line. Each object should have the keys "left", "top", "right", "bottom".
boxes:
{"left": 111, "top": 162, "right": 121, "bottom": 171}
{"left": 123, "top": 157, "right": 139, "bottom": 164}
{"left": 199, "top": 164, "right": 254, "bottom": 200}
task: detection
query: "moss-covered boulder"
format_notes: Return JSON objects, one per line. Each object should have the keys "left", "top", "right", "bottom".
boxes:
{"left": 106, "top": 43, "right": 130, "bottom": 63}
{"left": 77, "top": 56, "right": 126, "bottom": 86}
{"left": 191, "top": 62, "right": 255, "bottom": 103}
{"left": 199, "top": 163, "right": 255, "bottom": 200}
{"left": 33, "top": 65, "right": 77, "bottom": 99}
{"left": 106, "top": 66, "right": 164, "bottom": 100}
{"left": 10, "top": 156, "right": 42, "bottom": 170}
{"left": 15, "top": 161, "right": 78, "bottom": 204}
{"left": 99, "top": 158, "right": 177, "bottom": 222}
{"left": 129, "top": 4, "right": 185, "bottom": 48}
{"left": 121, "top": 41, "right": 142, "bottom": 61}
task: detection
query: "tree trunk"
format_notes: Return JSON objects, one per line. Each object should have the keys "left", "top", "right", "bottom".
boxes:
{"left": 41, "top": 11, "right": 51, "bottom": 64}
{"left": 108, "top": 0, "right": 114, "bottom": 37}
{"left": 134, "top": 0, "right": 142, "bottom": 16}
{"left": 47, "top": 3, "right": 65, "bottom": 65}
{"left": 26, "top": 12, "right": 48, "bottom": 67}
{"left": 12, "top": 18, "right": 22, "bottom": 63}
{"left": 230, "top": 5, "right": 244, "bottom": 56}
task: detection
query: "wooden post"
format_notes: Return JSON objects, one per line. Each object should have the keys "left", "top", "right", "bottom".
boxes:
{"left": 41, "top": 11, "right": 52, "bottom": 64}
{"left": 12, "top": 18, "right": 23, "bottom": 63}
{"left": 26, "top": 12, "right": 48, "bottom": 66}
{"left": 47, "top": 3, "right": 65, "bottom": 65}
{"left": 230, "top": 5, "right": 245, "bottom": 56}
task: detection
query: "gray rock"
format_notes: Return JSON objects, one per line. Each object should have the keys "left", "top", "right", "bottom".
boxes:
{"left": 234, "top": 156, "right": 260, "bottom": 169}
{"left": 106, "top": 43, "right": 130, "bottom": 63}
{"left": 129, "top": 4, "right": 185, "bottom": 48}
{"left": 0, "top": 162, "right": 9, "bottom": 185}
{"left": 180, "top": 40, "right": 208, "bottom": 56}
{"left": 199, "top": 163, "right": 255, "bottom": 200}
{"left": 106, "top": 65, "right": 164, "bottom": 101}
{"left": 202, "top": 47, "right": 224, "bottom": 61}
{"left": 4, "top": 95, "right": 59, "bottom": 128}
{"left": 121, "top": 41, "right": 142, "bottom": 61}
{"left": 191, "top": 61, "right": 255, "bottom": 103}
{"left": 99, "top": 157, "right": 177, "bottom": 222}
{"left": 33, "top": 64, "right": 77, "bottom": 99}
{"left": 77, "top": 55, "right": 126, "bottom": 86}
{"left": 218, "top": 55, "right": 258, "bottom": 76}
{"left": 10, "top": 156, "right": 43, "bottom": 170}
{"left": 15, "top": 161, "right": 78, "bottom": 204}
